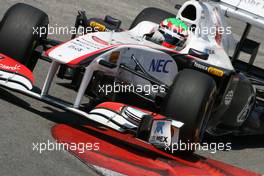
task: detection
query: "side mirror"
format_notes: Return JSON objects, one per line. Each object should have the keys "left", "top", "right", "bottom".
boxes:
{"left": 188, "top": 48, "right": 209, "bottom": 60}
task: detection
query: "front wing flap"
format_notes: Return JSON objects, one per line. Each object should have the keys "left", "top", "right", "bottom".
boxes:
{"left": 0, "top": 54, "right": 35, "bottom": 91}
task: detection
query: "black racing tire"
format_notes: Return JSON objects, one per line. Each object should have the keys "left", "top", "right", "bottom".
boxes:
{"left": 0, "top": 3, "right": 49, "bottom": 69}
{"left": 162, "top": 69, "right": 217, "bottom": 146}
{"left": 129, "top": 7, "right": 176, "bottom": 29}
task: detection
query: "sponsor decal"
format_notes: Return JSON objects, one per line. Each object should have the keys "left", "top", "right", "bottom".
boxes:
{"left": 193, "top": 62, "right": 224, "bottom": 77}
{"left": 208, "top": 67, "right": 224, "bottom": 77}
{"left": 148, "top": 59, "right": 172, "bottom": 73}
{"left": 204, "top": 48, "right": 215, "bottom": 54}
{"left": 74, "top": 38, "right": 103, "bottom": 50}
{"left": 237, "top": 104, "right": 250, "bottom": 123}
{"left": 237, "top": 96, "right": 254, "bottom": 123}
{"left": 194, "top": 62, "right": 208, "bottom": 71}
{"left": 149, "top": 120, "right": 171, "bottom": 148}
{"left": 0, "top": 64, "right": 21, "bottom": 71}
{"left": 130, "top": 35, "right": 143, "bottom": 42}
{"left": 154, "top": 121, "right": 165, "bottom": 134}
{"left": 222, "top": 0, "right": 264, "bottom": 18}
{"left": 68, "top": 44, "right": 84, "bottom": 52}
{"left": 224, "top": 90, "right": 234, "bottom": 105}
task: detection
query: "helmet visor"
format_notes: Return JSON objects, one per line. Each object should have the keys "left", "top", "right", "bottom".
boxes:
{"left": 163, "top": 33, "right": 185, "bottom": 47}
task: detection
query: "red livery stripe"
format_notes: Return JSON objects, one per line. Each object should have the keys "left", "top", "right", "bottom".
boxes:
{"left": 0, "top": 53, "right": 35, "bottom": 85}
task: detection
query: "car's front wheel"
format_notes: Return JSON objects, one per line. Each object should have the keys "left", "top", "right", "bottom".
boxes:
{"left": 162, "top": 69, "right": 217, "bottom": 148}
{"left": 0, "top": 3, "right": 49, "bottom": 70}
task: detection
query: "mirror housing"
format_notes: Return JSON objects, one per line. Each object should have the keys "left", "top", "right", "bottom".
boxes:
{"left": 188, "top": 48, "right": 209, "bottom": 60}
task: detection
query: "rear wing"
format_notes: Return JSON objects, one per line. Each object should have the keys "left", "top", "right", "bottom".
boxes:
{"left": 210, "top": 0, "right": 263, "bottom": 69}
{"left": 212, "top": 0, "right": 264, "bottom": 88}
{"left": 217, "top": 0, "right": 264, "bottom": 29}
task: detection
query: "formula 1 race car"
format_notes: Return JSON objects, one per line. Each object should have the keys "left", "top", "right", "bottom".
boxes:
{"left": 0, "top": 0, "right": 263, "bottom": 151}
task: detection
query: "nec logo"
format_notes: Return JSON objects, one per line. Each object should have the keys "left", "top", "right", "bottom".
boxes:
{"left": 149, "top": 59, "right": 172, "bottom": 73}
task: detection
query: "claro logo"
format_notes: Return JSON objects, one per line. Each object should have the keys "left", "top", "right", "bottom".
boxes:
{"left": 0, "top": 64, "right": 21, "bottom": 71}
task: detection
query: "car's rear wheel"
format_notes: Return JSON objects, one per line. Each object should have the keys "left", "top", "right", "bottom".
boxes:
{"left": 162, "top": 69, "right": 217, "bottom": 149}
{"left": 130, "top": 7, "right": 176, "bottom": 29}
{"left": 0, "top": 3, "right": 49, "bottom": 70}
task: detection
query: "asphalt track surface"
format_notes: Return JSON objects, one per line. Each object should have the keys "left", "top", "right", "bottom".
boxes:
{"left": 0, "top": 0, "right": 263, "bottom": 175}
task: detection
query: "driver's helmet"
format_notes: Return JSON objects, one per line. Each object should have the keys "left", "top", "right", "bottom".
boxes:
{"left": 159, "top": 18, "right": 188, "bottom": 49}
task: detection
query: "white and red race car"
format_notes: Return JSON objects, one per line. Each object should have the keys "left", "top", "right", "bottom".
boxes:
{"left": 0, "top": 0, "right": 263, "bottom": 152}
